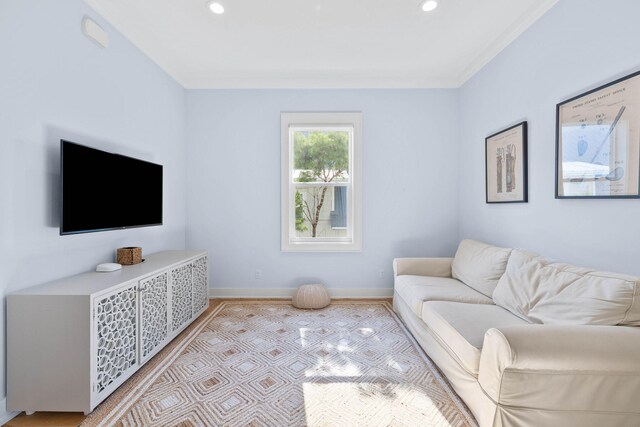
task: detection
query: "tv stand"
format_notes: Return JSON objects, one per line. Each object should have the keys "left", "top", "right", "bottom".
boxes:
{"left": 7, "top": 250, "right": 208, "bottom": 415}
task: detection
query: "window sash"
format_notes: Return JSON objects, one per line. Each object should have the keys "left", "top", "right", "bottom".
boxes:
{"left": 292, "top": 182, "right": 349, "bottom": 187}
{"left": 289, "top": 126, "right": 353, "bottom": 185}
{"left": 288, "top": 125, "right": 353, "bottom": 242}
{"left": 289, "top": 184, "right": 353, "bottom": 242}
{"left": 281, "top": 112, "right": 362, "bottom": 252}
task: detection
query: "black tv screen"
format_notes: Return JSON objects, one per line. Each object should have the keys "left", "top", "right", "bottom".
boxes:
{"left": 60, "top": 140, "right": 163, "bottom": 235}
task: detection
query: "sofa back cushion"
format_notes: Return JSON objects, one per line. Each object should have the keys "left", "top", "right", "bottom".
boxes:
{"left": 493, "top": 249, "right": 640, "bottom": 326}
{"left": 451, "top": 240, "right": 512, "bottom": 297}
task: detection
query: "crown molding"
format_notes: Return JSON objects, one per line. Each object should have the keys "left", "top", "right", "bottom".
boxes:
{"left": 455, "top": 0, "right": 559, "bottom": 87}
{"left": 182, "top": 75, "right": 460, "bottom": 90}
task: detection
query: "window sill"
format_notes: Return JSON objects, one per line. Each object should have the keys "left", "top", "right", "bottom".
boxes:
{"left": 281, "top": 240, "right": 362, "bottom": 252}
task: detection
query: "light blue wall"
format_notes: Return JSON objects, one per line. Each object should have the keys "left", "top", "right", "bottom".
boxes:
{"left": 0, "top": 0, "right": 186, "bottom": 409}
{"left": 458, "top": 0, "right": 640, "bottom": 274}
{"left": 186, "top": 90, "right": 460, "bottom": 292}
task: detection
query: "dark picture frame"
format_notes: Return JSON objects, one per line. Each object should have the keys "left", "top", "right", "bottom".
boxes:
{"left": 556, "top": 70, "right": 640, "bottom": 199}
{"left": 485, "top": 121, "right": 528, "bottom": 204}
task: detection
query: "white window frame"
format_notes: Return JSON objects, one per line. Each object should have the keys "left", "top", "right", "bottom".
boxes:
{"left": 281, "top": 112, "right": 362, "bottom": 252}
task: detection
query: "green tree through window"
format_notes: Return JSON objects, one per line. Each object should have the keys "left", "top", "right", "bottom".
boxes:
{"left": 293, "top": 131, "right": 349, "bottom": 237}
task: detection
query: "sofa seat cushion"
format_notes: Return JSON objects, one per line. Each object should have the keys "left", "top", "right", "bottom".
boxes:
{"left": 493, "top": 249, "right": 640, "bottom": 326}
{"left": 421, "top": 301, "right": 529, "bottom": 377}
{"left": 452, "top": 239, "right": 512, "bottom": 297}
{"left": 395, "top": 275, "right": 493, "bottom": 318}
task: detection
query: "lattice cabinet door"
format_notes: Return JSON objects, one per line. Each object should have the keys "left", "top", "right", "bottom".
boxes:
{"left": 170, "top": 263, "right": 193, "bottom": 333}
{"left": 139, "top": 271, "right": 169, "bottom": 363}
{"left": 92, "top": 283, "right": 138, "bottom": 401}
{"left": 192, "top": 256, "right": 209, "bottom": 316}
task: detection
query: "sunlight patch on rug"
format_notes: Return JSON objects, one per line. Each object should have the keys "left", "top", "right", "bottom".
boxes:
{"left": 303, "top": 382, "right": 454, "bottom": 426}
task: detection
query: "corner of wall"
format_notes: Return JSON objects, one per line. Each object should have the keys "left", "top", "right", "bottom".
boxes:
{"left": 0, "top": 398, "right": 20, "bottom": 425}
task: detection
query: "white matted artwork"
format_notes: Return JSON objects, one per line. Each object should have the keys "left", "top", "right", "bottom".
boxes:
{"left": 485, "top": 121, "right": 528, "bottom": 203}
{"left": 556, "top": 70, "right": 640, "bottom": 198}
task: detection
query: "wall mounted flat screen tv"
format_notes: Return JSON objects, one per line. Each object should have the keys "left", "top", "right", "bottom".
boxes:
{"left": 60, "top": 140, "right": 163, "bottom": 235}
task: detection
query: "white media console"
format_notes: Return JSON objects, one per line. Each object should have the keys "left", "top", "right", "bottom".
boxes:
{"left": 7, "top": 250, "right": 209, "bottom": 415}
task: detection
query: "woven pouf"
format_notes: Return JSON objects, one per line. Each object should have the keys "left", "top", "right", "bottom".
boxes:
{"left": 292, "top": 284, "right": 331, "bottom": 309}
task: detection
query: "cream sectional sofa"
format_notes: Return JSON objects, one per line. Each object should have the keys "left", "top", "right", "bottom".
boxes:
{"left": 393, "top": 240, "right": 640, "bottom": 427}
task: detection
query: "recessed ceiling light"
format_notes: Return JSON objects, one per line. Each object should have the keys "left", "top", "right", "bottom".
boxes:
{"left": 208, "top": 1, "right": 224, "bottom": 14}
{"left": 421, "top": 0, "right": 438, "bottom": 12}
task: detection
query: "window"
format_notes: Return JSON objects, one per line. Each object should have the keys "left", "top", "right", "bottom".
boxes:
{"left": 281, "top": 112, "right": 362, "bottom": 252}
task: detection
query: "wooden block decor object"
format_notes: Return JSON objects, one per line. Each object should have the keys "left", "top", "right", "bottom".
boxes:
{"left": 292, "top": 284, "right": 331, "bottom": 309}
{"left": 117, "top": 247, "right": 142, "bottom": 265}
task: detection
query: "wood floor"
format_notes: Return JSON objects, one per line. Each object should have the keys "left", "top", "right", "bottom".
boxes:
{"left": 4, "top": 412, "right": 85, "bottom": 427}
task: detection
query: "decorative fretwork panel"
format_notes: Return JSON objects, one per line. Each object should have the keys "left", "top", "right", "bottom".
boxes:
{"left": 140, "top": 272, "right": 168, "bottom": 360}
{"left": 171, "top": 264, "right": 192, "bottom": 331}
{"left": 192, "top": 257, "right": 208, "bottom": 315}
{"left": 95, "top": 286, "right": 137, "bottom": 394}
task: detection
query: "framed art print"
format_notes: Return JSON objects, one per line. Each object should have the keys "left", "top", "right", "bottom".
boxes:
{"left": 556, "top": 70, "right": 640, "bottom": 198}
{"left": 485, "top": 121, "right": 528, "bottom": 203}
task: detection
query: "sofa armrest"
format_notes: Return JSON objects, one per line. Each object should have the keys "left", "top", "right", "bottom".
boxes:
{"left": 392, "top": 257, "right": 453, "bottom": 278}
{"left": 479, "top": 324, "right": 640, "bottom": 414}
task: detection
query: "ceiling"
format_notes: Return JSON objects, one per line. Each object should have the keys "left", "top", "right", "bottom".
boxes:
{"left": 83, "top": 0, "right": 558, "bottom": 89}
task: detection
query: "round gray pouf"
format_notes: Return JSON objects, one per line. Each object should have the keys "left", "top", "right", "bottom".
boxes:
{"left": 292, "top": 284, "right": 331, "bottom": 309}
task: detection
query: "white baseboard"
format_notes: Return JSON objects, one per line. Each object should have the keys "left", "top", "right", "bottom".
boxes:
{"left": 209, "top": 287, "right": 393, "bottom": 299}
{"left": 0, "top": 397, "right": 21, "bottom": 425}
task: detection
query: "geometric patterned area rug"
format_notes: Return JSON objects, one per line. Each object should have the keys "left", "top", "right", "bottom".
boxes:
{"left": 81, "top": 300, "right": 477, "bottom": 427}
